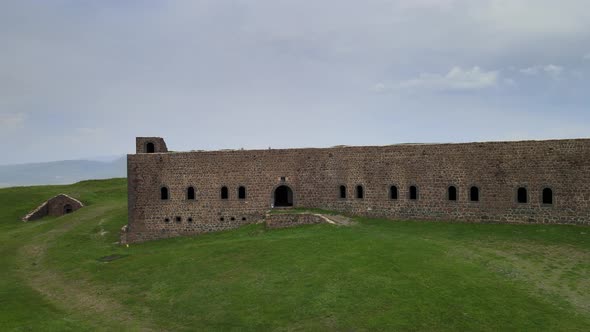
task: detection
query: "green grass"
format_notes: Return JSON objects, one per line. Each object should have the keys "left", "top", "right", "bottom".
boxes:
{"left": 1, "top": 179, "right": 589, "bottom": 331}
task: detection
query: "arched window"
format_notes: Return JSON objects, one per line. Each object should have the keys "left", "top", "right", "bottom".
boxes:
{"left": 238, "top": 186, "right": 246, "bottom": 199}
{"left": 339, "top": 185, "right": 347, "bottom": 199}
{"left": 448, "top": 186, "right": 457, "bottom": 201}
{"left": 160, "top": 187, "right": 169, "bottom": 200}
{"left": 390, "top": 186, "right": 398, "bottom": 200}
{"left": 187, "top": 187, "right": 195, "bottom": 200}
{"left": 517, "top": 187, "right": 528, "bottom": 203}
{"left": 221, "top": 186, "right": 229, "bottom": 200}
{"left": 356, "top": 185, "right": 364, "bottom": 199}
{"left": 470, "top": 186, "right": 480, "bottom": 202}
{"left": 146, "top": 142, "right": 155, "bottom": 153}
{"left": 542, "top": 188, "right": 553, "bottom": 205}
{"left": 409, "top": 186, "right": 418, "bottom": 200}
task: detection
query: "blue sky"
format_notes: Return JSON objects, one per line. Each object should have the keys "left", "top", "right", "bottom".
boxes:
{"left": 1, "top": 0, "right": 589, "bottom": 164}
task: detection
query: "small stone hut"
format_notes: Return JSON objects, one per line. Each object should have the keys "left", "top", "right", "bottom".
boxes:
{"left": 22, "top": 194, "right": 84, "bottom": 222}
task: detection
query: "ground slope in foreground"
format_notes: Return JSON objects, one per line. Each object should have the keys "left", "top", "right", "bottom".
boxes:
{"left": 0, "top": 179, "right": 589, "bottom": 331}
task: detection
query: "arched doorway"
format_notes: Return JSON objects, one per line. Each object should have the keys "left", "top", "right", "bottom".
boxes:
{"left": 273, "top": 185, "right": 293, "bottom": 207}
{"left": 63, "top": 204, "right": 73, "bottom": 214}
{"left": 146, "top": 142, "right": 155, "bottom": 153}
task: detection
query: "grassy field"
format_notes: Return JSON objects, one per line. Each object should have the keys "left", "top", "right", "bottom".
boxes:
{"left": 1, "top": 178, "right": 589, "bottom": 331}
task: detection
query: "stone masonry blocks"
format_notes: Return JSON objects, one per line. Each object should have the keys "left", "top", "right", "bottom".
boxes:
{"left": 123, "top": 138, "right": 590, "bottom": 243}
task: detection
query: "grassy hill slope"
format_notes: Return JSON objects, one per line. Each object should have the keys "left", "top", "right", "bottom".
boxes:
{"left": 1, "top": 179, "right": 589, "bottom": 331}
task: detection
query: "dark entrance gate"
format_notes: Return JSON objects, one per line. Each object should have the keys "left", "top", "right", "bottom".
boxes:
{"left": 64, "top": 204, "right": 73, "bottom": 214}
{"left": 273, "top": 185, "right": 293, "bottom": 207}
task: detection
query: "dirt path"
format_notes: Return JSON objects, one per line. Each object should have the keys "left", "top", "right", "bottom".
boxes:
{"left": 15, "top": 205, "right": 163, "bottom": 331}
{"left": 321, "top": 214, "right": 354, "bottom": 226}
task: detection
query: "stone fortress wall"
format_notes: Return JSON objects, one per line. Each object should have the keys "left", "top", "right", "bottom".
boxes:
{"left": 123, "top": 137, "right": 590, "bottom": 243}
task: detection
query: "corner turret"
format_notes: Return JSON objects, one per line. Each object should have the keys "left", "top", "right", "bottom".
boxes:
{"left": 136, "top": 137, "right": 168, "bottom": 154}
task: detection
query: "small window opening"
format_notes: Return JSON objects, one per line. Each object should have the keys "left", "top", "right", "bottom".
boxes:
{"left": 187, "top": 187, "right": 196, "bottom": 200}
{"left": 390, "top": 186, "right": 398, "bottom": 200}
{"left": 242, "top": 217, "right": 246, "bottom": 221}
{"left": 517, "top": 187, "right": 528, "bottom": 203}
{"left": 356, "top": 185, "right": 364, "bottom": 199}
{"left": 161, "top": 187, "right": 169, "bottom": 200}
{"left": 542, "top": 188, "right": 553, "bottom": 205}
{"left": 231, "top": 217, "right": 235, "bottom": 221}
{"left": 238, "top": 186, "right": 246, "bottom": 199}
{"left": 470, "top": 187, "right": 480, "bottom": 202}
{"left": 220, "top": 217, "right": 224, "bottom": 221}
{"left": 187, "top": 217, "right": 193, "bottom": 223}
{"left": 175, "top": 216, "right": 181, "bottom": 223}
{"left": 280, "top": 176, "right": 286, "bottom": 182}
{"left": 164, "top": 218, "right": 170, "bottom": 223}
{"left": 339, "top": 185, "right": 347, "bottom": 199}
{"left": 146, "top": 142, "right": 155, "bottom": 153}
{"left": 409, "top": 186, "right": 418, "bottom": 200}
{"left": 221, "top": 186, "right": 229, "bottom": 199}
{"left": 448, "top": 186, "right": 457, "bottom": 201}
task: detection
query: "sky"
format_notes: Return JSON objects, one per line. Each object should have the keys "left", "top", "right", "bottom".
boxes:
{"left": 1, "top": 0, "right": 589, "bottom": 165}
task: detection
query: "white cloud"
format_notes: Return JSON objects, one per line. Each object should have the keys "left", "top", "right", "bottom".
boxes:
{"left": 373, "top": 83, "right": 387, "bottom": 93}
{"left": 0, "top": 112, "right": 26, "bottom": 128}
{"left": 520, "top": 67, "right": 541, "bottom": 75}
{"left": 393, "top": 66, "right": 499, "bottom": 91}
{"left": 503, "top": 78, "right": 517, "bottom": 86}
{"left": 519, "top": 65, "right": 564, "bottom": 79}
{"left": 544, "top": 65, "right": 564, "bottom": 78}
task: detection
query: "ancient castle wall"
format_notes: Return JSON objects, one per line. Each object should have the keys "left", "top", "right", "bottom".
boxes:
{"left": 125, "top": 138, "right": 590, "bottom": 243}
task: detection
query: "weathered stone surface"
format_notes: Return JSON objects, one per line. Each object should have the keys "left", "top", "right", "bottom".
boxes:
{"left": 22, "top": 194, "right": 83, "bottom": 221}
{"left": 136, "top": 137, "right": 168, "bottom": 154}
{"left": 123, "top": 137, "right": 590, "bottom": 243}
{"left": 265, "top": 213, "right": 325, "bottom": 229}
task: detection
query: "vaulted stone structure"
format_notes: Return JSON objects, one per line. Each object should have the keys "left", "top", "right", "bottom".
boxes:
{"left": 22, "top": 194, "right": 84, "bottom": 222}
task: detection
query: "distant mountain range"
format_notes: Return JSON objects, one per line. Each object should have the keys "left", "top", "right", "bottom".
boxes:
{"left": 0, "top": 157, "right": 126, "bottom": 188}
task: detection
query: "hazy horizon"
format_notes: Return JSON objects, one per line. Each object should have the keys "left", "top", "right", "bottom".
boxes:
{"left": 6, "top": 135, "right": 590, "bottom": 167}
